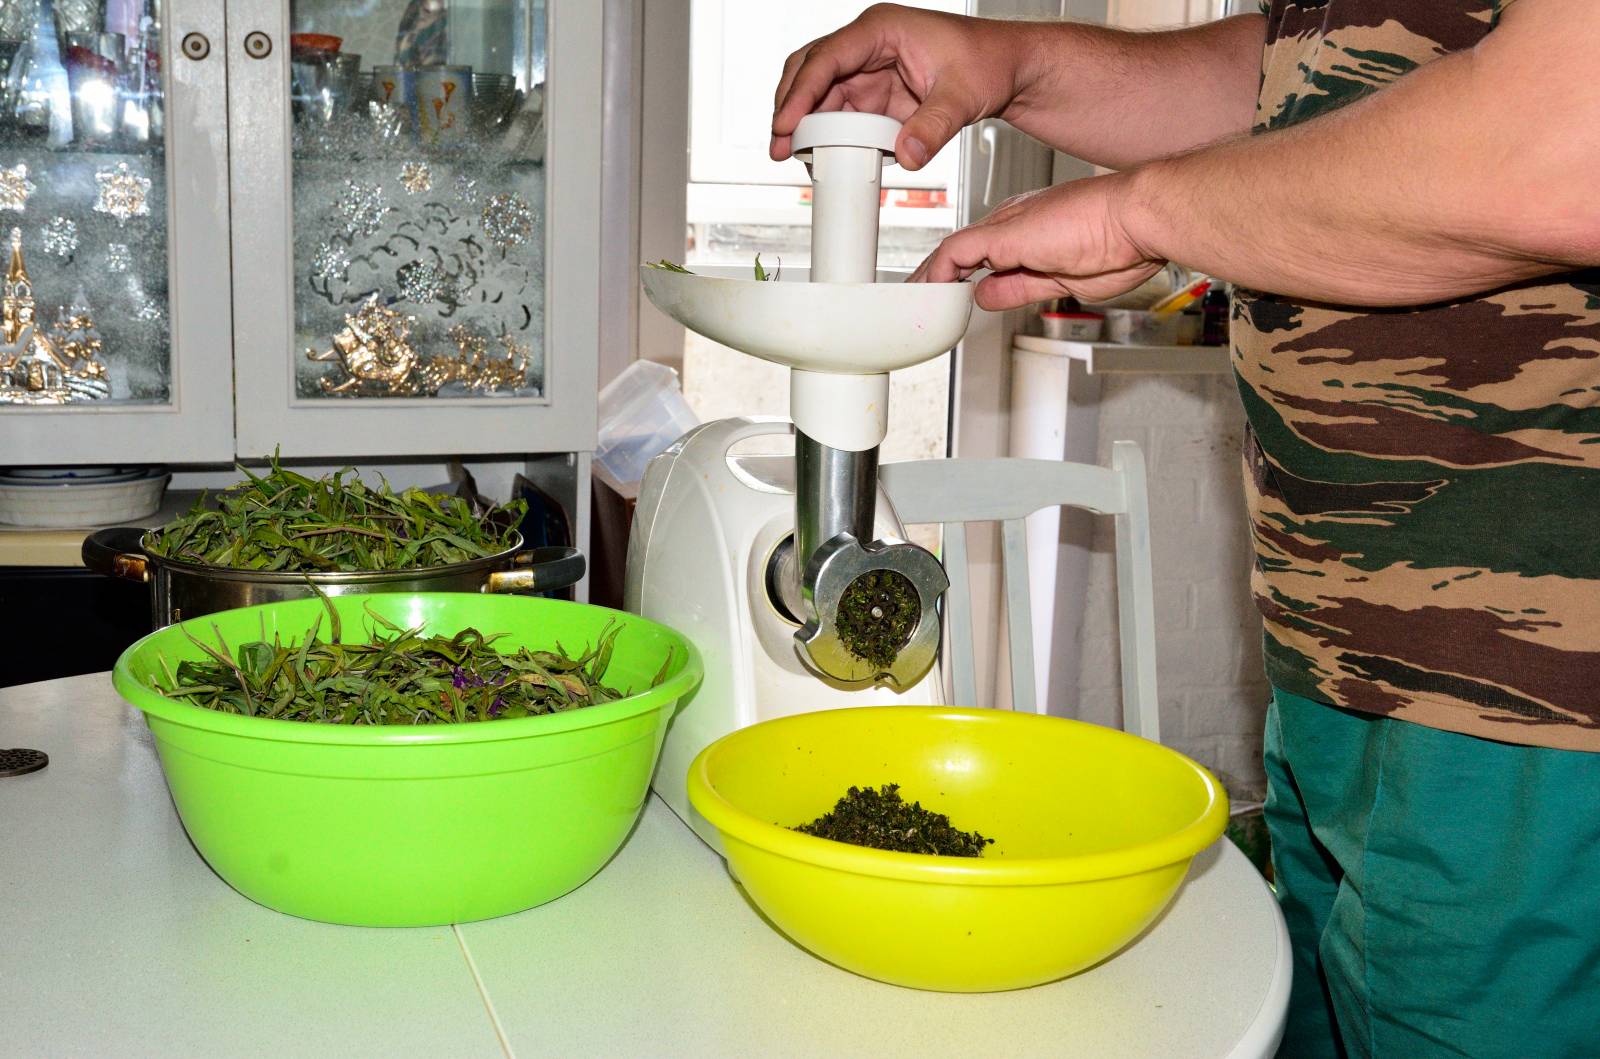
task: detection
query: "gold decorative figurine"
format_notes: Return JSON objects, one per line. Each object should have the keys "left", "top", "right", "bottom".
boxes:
{"left": 308, "top": 295, "right": 530, "bottom": 398}
{"left": 0, "top": 228, "right": 110, "bottom": 404}
{"left": 439, "top": 324, "right": 530, "bottom": 393}
{"left": 306, "top": 294, "right": 423, "bottom": 396}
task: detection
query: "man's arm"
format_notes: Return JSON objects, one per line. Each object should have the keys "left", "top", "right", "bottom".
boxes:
{"left": 1006, "top": 15, "right": 1265, "bottom": 171}
{"left": 771, "top": 5, "right": 1264, "bottom": 172}
{"left": 917, "top": 0, "right": 1600, "bottom": 310}
{"left": 1120, "top": 0, "right": 1600, "bottom": 305}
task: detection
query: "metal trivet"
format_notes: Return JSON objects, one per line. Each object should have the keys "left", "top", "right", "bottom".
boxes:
{"left": 0, "top": 747, "right": 48, "bottom": 776}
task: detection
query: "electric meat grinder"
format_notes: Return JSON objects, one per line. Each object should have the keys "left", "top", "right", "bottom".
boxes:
{"left": 630, "top": 113, "right": 975, "bottom": 845}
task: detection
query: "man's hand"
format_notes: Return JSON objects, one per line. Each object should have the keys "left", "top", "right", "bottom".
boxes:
{"left": 772, "top": 6, "right": 1265, "bottom": 173}
{"left": 911, "top": 175, "right": 1164, "bottom": 311}
{"left": 770, "top": 5, "right": 1036, "bottom": 171}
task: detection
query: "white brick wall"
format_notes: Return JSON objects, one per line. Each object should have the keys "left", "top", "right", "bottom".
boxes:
{"left": 1079, "top": 372, "right": 1269, "bottom": 792}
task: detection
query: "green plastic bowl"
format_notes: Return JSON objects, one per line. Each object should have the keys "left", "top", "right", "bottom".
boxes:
{"left": 113, "top": 593, "right": 702, "bottom": 927}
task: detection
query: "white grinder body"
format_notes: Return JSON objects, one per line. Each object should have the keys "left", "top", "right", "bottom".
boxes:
{"left": 627, "top": 417, "right": 943, "bottom": 848}
{"left": 631, "top": 112, "right": 972, "bottom": 848}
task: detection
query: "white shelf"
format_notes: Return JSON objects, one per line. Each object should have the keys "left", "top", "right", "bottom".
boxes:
{"left": 0, "top": 489, "right": 200, "bottom": 568}
{"left": 1013, "top": 334, "right": 1233, "bottom": 375}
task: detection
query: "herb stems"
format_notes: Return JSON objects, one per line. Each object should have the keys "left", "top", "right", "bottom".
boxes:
{"left": 146, "top": 456, "right": 525, "bottom": 573}
{"left": 153, "top": 599, "right": 644, "bottom": 726}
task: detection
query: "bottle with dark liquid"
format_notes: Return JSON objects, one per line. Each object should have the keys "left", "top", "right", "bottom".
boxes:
{"left": 1201, "top": 284, "right": 1230, "bottom": 347}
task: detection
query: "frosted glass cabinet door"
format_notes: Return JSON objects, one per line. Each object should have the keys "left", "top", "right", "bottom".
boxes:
{"left": 229, "top": 0, "right": 601, "bottom": 458}
{"left": 0, "top": 0, "right": 233, "bottom": 464}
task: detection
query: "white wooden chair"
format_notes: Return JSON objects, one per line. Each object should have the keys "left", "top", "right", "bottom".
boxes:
{"left": 878, "top": 441, "right": 1159, "bottom": 741}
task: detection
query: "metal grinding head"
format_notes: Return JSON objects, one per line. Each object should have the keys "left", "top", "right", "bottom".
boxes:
{"left": 0, "top": 747, "right": 48, "bottom": 776}
{"left": 796, "top": 533, "right": 948, "bottom": 686}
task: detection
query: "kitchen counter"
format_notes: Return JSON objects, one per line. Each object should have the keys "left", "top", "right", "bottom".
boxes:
{"left": 1, "top": 674, "right": 1290, "bottom": 1058}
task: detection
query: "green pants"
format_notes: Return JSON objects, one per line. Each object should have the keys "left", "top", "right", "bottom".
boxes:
{"left": 1264, "top": 688, "right": 1600, "bottom": 1059}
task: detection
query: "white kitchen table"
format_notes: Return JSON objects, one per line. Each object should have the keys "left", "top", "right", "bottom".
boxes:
{"left": 1, "top": 674, "right": 1290, "bottom": 1058}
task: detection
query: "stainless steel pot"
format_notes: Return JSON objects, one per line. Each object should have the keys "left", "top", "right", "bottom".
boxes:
{"left": 82, "top": 526, "right": 586, "bottom": 627}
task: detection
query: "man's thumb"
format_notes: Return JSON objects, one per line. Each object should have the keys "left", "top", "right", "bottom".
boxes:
{"left": 897, "top": 83, "right": 971, "bottom": 171}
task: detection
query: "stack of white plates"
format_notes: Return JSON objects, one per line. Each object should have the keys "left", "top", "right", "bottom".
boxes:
{"left": 0, "top": 466, "right": 170, "bottom": 528}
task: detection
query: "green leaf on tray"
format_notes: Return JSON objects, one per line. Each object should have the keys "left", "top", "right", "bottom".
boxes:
{"left": 645, "top": 255, "right": 778, "bottom": 281}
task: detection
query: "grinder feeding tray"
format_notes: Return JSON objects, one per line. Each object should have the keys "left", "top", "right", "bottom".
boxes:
{"left": 640, "top": 112, "right": 973, "bottom": 686}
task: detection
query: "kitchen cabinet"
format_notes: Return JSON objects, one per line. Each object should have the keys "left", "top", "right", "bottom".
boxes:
{"left": 0, "top": 0, "right": 601, "bottom": 463}
{"left": 0, "top": 0, "right": 232, "bottom": 463}
{"left": 229, "top": 0, "right": 600, "bottom": 457}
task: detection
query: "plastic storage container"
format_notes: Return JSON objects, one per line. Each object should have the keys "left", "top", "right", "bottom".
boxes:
{"left": 1105, "top": 309, "right": 1182, "bottom": 346}
{"left": 1176, "top": 311, "right": 1202, "bottom": 346}
{"left": 595, "top": 360, "right": 699, "bottom": 485}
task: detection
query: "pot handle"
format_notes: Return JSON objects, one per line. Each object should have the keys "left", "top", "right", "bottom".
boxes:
{"left": 485, "top": 546, "right": 587, "bottom": 595}
{"left": 82, "top": 527, "right": 152, "bottom": 583}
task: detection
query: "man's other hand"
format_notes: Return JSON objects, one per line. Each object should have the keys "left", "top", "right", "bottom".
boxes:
{"left": 911, "top": 176, "right": 1164, "bottom": 311}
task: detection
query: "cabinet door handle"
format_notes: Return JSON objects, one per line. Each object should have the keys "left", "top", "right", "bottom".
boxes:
{"left": 978, "top": 122, "right": 1000, "bottom": 208}
{"left": 181, "top": 32, "right": 210, "bottom": 61}
{"left": 243, "top": 31, "right": 272, "bottom": 59}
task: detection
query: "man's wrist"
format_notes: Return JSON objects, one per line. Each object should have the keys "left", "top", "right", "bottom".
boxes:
{"left": 1111, "top": 162, "right": 1174, "bottom": 267}
{"left": 1003, "top": 21, "right": 1076, "bottom": 127}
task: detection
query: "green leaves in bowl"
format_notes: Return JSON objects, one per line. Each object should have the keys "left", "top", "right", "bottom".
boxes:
{"left": 146, "top": 457, "right": 526, "bottom": 573}
{"left": 153, "top": 597, "right": 671, "bottom": 725}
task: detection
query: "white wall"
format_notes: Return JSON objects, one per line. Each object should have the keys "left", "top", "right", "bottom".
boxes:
{"left": 688, "top": 0, "right": 963, "bottom": 189}
{"left": 1037, "top": 0, "right": 1266, "bottom": 790}
{"left": 1073, "top": 374, "right": 1267, "bottom": 790}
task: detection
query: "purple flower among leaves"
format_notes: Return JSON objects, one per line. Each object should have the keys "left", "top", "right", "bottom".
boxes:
{"left": 151, "top": 603, "right": 638, "bottom": 727}
{"left": 451, "top": 665, "right": 505, "bottom": 692}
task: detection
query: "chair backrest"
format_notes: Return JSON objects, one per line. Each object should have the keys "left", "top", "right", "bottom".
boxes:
{"left": 878, "top": 441, "right": 1159, "bottom": 741}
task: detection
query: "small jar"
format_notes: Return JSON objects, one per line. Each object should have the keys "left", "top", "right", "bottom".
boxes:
{"left": 1040, "top": 310, "right": 1105, "bottom": 342}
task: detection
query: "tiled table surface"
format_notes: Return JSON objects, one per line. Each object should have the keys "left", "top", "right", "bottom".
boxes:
{"left": 2, "top": 673, "right": 1288, "bottom": 1058}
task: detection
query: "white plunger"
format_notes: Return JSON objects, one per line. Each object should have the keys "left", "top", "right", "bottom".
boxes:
{"left": 788, "top": 112, "right": 900, "bottom": 454}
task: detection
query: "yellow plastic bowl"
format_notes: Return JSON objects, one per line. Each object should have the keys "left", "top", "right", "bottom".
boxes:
{"left": 687, "top": 706, "right": 1227, "bottom": 992}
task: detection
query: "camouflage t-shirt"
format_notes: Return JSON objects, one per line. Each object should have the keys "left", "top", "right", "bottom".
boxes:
{"left": 1237, "top": 0, "right": 1600, "bottom": 750}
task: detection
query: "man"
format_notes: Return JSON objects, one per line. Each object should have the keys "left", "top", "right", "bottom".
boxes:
{"left": 772, "top": 3, "right": 1600, "bottom": 1056}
